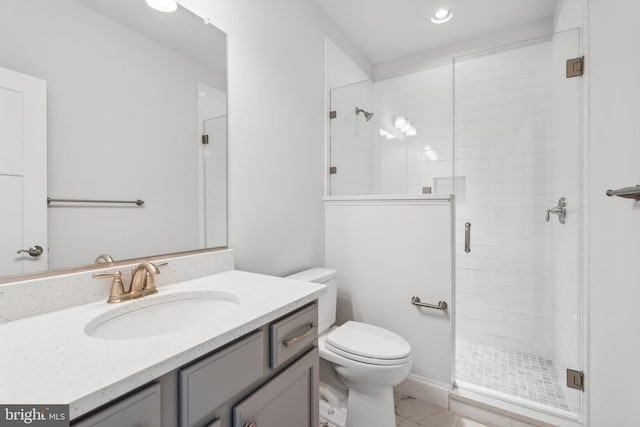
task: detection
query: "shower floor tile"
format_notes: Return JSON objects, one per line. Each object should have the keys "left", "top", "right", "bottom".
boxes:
{"left": 455, "top": 339, "right": 571, "bottom": 412}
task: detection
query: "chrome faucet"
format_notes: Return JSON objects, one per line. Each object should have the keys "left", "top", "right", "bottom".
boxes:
{"left": 93, "top": 261, "right": 167, "bottom": 303}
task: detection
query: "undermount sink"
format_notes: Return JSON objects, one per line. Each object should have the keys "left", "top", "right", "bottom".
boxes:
{"left": 85, "top": 290, "right": 240, "bottom": 340}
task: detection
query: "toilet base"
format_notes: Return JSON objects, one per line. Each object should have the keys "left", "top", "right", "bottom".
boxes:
{"left": 320, "top": 399, "right": 347, "bottom": 427}
{"left": 344, "top": 385, "right": 396, "bottom": 427}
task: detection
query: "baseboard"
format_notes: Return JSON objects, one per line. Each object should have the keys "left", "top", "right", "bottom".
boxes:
{"left": 394, "top": 374, "right": 450, "bottom": 409}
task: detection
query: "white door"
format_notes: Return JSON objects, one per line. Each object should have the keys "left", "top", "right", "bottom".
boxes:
{"left": 0, "top": 66, "right": 47, "bottom": 276}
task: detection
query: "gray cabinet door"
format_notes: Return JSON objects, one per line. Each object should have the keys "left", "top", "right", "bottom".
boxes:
{"left": 233, "top": 348, "right": 319, "bottom": 427}
{"left": 72, "top": 383, "right": 161, "bottom": 427}
{"left": 180, "top": 330, "right": 264, "bottom": 427}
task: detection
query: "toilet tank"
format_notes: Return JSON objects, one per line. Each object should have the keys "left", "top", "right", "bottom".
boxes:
{"left": 286, "top": 268, "right": 337, "bottom": 335}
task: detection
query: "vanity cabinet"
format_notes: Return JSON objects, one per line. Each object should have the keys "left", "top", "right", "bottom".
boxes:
{"left": 180, "top": 330, "right": 265, "bottom": 426}
{"left": 72, "top": 383, "right": 161, "bottom": 427}
{"left": 233, "top": 347, "right": 318, "bottom": 427}
{"left": 270, "top": 303, "right": 318, "bottom": 369}
{"left": 71, "top": 302, "right": 319, "bottom": 427}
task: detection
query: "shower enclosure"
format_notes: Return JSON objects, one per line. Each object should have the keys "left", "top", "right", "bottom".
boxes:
{"left": 453, "top": 29, "right": 583, "bottom": 419}
{"left": 328, "top": 28, "right": 583, "bottom": 420}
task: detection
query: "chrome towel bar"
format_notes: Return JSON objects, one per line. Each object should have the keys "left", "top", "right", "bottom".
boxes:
{"left": 411, "top": 296, "right": 448, "bottom": 310}
{"left": 606, "top": 185, "right": 640, "bottom": 201}
{"left": 47, "top": 197, "right": 144, "bottom": 206}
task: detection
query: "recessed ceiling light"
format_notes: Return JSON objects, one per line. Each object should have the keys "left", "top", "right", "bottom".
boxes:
{"left": 146, "top": 0, "right": 178, "bottom": 13}
{"left": 431, "top": 8, "right": 453, "bottom": 24}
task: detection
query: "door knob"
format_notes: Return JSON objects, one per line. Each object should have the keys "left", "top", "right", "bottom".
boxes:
{"left": 16, "top": 245, "right": 44, "bottom": 257}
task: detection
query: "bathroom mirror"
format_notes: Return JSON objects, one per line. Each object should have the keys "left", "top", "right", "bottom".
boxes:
{"left": 0, "top": 0, "right": 227, "bottom": 279}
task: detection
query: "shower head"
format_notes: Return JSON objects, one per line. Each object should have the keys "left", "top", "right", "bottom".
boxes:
{"left": 355, "top": 107, "right": 374, "bottom": 122}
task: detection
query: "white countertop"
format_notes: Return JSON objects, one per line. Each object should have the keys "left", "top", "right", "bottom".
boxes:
{"left": 0, "top": 270, "right": 326, "bottom": 419}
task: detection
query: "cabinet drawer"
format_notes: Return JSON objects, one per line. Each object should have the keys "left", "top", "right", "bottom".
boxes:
{"left": 270, "top": 303, "right": 318, "bottom": 369}
{"left": 180, "top": 331, "right": 264, "bottom": 427}
{"left": 72, "top": 383, "right": 160, "bottom": 427}
{"left": 233, "top": 347, "right": 319, "bottom": 427}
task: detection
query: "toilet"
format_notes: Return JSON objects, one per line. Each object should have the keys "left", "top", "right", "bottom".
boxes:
{"left": 286, "top": 268, "right": 412, "bottom": 427}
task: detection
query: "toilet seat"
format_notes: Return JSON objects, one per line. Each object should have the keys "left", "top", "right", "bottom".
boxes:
{"left": 324, "top": 321, "right": 411, "bottom": 366}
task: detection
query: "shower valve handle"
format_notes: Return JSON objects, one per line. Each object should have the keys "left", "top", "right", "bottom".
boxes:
{"left": 545, "top": 197, "right": 567, "bottom": 224}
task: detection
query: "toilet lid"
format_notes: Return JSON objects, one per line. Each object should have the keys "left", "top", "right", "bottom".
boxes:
{"left": 325, "top": 321, "right": 411, "bottom": 361}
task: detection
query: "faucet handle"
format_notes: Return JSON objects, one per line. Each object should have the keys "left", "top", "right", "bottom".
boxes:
{"left": 142, "top": 262, "right": 168, "bottom": 296}
{"left": 94, "top": 254, "right": 114, "bottom": 264}
{"left": 93, "top": 270, "right": 129, "bottom": 304}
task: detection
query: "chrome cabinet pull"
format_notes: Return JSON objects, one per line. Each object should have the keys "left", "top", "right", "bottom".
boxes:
{"left": 545, "top": 197, "right": 567, "bottom": 224}
{"left": 283, "top": 322, "right": 317, "bottom": 348}
{"left": 16, "top": 245, "right": 44, "bottom": 257}
{"left": 464, "top": 222, "right": 471, "bottom": 253}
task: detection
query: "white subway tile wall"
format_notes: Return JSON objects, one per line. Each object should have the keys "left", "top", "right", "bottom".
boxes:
{"left": 373, "top": 65, "right": 453, "bottom": 195}
{"left": 454, "top": 42, "right": 555, "bottom": 358}
{"left": 328, "top": 67, "right": 452, "bottom": 196}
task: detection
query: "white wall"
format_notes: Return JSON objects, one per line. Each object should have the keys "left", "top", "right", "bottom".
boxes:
{"left": 179, "top": 0, "right": 371, "bottom": 275}
{"left": 326, "top": 38, "right": 370, "bottom": 91}
{"left": 325, "top": 198, "right": 452, "bottom": 388}
{"left": 374, "top": 20, "right": 555, "bottom": 80}
{"left": 587, "top": 0, "right": 640, "bottom": 424}
{"left": 0, "top": 0, "right": 223, "bottom": 269}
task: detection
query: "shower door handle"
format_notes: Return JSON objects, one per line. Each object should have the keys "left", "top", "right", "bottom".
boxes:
{"left": 464, "top": 222, "right": 471, "bottom": 253}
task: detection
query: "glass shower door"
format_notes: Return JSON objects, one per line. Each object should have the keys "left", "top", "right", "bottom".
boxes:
{"left": 328, "top": 80, "right": 376, "bottom": 196}
{"left": 202, "top": 115, "right": 227, "bottom": 248}
{"left": 453, "top": 28, "right": 583, "bottom": 418}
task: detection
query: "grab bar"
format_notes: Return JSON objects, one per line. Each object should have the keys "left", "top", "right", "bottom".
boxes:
{"left": 47, "top": 197, "right": 144, "bottom": 206}
{"left": 411, "top": 296, "right": 448, "bottom": 310}
{"left": 606, "top": 185, "right": 640, "bottom": 201}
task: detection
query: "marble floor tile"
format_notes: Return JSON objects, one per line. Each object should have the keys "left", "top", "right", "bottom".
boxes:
{"left": 395, "top": 395, "right": 444, "bottom": 421}
{"left": 396, "top": 416, "right": 424, "bottom": 427}
{"left": 394, "top": 394, "right": 490, "bottom": 427}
